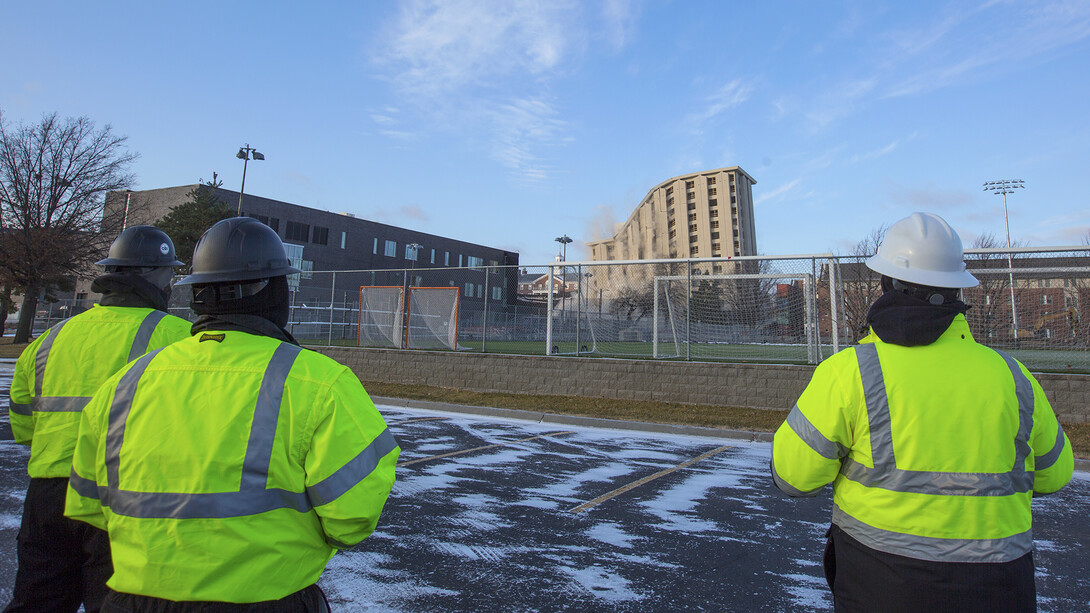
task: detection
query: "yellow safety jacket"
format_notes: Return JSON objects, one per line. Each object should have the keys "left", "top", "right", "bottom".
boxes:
{"left": 65, "top": 330, "right": 399, "bottom": 603}
{"left": 772, "top": 315, "right": 1073, "bottom": 563}
{"left": 8, "top": 305, "right": 191, "bottom": 478}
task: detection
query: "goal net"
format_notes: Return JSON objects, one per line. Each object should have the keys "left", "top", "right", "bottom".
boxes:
{"left": 358, "top": 286, "right": 405, "bottom": 348}
{"left": 652, "top": 272, "right": 815, "bottom": 361}
{"left": 358, "top": 286, "right": 461, "bottom": 350}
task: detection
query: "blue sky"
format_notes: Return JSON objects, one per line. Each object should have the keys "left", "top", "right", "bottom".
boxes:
{"left": 3, "top": 1, "right": 1089, "bottom": 265}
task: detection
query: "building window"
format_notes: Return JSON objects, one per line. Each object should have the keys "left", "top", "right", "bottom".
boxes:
{"left": 311, "top": 226, "right": 329, "bottom": 246}
{"left": 731, "top": 195, "right": 737, "bottom": 204}
{"left": 1041, "top": 295, "right": 1052, "bottom": 305}
{"left": 250, "top": 214, "right": 269, "bottom": 225}
{"left": 430, "top": 249, "right": 436, "bottom": 264}
{"left": 689, "top": 233, "right": 698, "bottom": 242}
{"left": 340, "top": 231, "right": 347, "bottom": 249}
{"left": 286, "top": 221, "right": 310, "bottom": 243}
{"left": 666, "top": 186, "right": 673, "bottom": 196}
{"left": 667, "top": 197, "right": 674, "bottom": 206}
{"left": 685, "top": 180, "right": 695, "bottom": 189}
{"left": 688, "top": 213, "right": 697, "bottom": 222}
{"left": 373, "top": 238, "right": 379, "bottom": 254}
{"left": 384, "top": 240, "right": 397, "bottom": 257}
{"left": 712, "top": 220, "right": 720, "bottom": 229}
{"left": 689, "top": 224, "right": 698, "bottom": 233}
{"left": 464, "top": 283, "right": 474, "bottom": 297}
{"left": 710, "top": 209, "right": 719, "bottom": 218}
{"left": 985, "top": 295, "right": 991, "bottom": 305}
{"left": 708, "top": 188, "right": 717, "bottom": 196}
{"left": 668, "top": 219, "right": 676, "bottom": 228}
{"left": 712, "top": 242, "right": 721, "bottom": 252}
{"left": 405, "top": 244, "right": 418, "bottom": 260}
{"left": 445, "top": 251, "right": 450, "bottom": 266}
{"left": 711, "top": 232, "right": 720, "bottom": 239}
{"left": 687, "top": 192, "right": 696, "bottom": 200}
{"left": 691, "top": 246, "right": 699, "bottom": 255}
{"left": 467, "top": 255, "right": 484, "bottom": 269}
{"left": 707, "top": 177, "right": 716, "bottom": 185}
{"left": 492, "top": 286, "right": 503, "bottom": 301}
{"left": 476, "top": 284, "right": 483, "bottom": 299}
{"left": 458, "top": 254, "right": 463, "bottom": 267}
{"left": 669, "top": 229, "right": 677, "bottom": 239}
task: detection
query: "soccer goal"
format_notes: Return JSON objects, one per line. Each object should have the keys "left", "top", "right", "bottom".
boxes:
{"left": 652, "top": 272, "right": 815, "bottom": 361}
{"left": 358, "top": 286, "right": 461, "bottom": 350}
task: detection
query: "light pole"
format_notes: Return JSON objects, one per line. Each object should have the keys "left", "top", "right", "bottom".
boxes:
{"left": 407, "top": 243, "right": 423, "bottom": 277}
{"left": 554, "top": 235, "right": 573, "bottom": 342}
{"left": 983, "top": 179, "right": 1025, "bottom": 342}
{"left": 236, "top": 144, "right": 265, "bottom": 215}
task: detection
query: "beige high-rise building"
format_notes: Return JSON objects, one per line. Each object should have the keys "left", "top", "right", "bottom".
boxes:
{"left": 588, "top": 166, "right": 757, "bottom": 262}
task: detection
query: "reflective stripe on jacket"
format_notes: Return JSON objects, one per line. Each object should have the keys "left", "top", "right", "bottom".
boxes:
{"left": 64, "top": 330, "right": 399, "bottom": 603}
{"left": 772, "top": 315, "right": 1073, "bottom": 563}
{"left": 8, "top": 305, "right": 192, "bottom": 478}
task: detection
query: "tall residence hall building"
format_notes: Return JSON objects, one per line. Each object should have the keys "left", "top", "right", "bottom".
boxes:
{"left": 587, "top": 167, "right": 757, "bottom": 263}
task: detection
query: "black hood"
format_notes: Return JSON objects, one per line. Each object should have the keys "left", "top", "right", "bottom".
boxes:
{"left": 865, "top": 290, "right": 970, "bottom": 347}
{"left": 91, "top": 272, "right": 170, "bottom": 312}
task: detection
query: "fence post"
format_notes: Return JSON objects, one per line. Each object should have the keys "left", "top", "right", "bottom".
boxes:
{"left": 546, "top": 266, "right": 555, "bottom": 355}
{"left": 828, "top": 257, "right": 840, "bottom": 355}
{"left": 328, "top": 272, "right": 336, "bottom": 347}
{"left": 482, "top": 268, "right": 490, "bottom": 353}
{"left": 686, "top": 260, "right": 692, "bottom": 361}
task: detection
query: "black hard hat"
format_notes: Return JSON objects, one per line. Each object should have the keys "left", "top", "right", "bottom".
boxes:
{"left": 176, "top": 217, "right": 301, "bottom": 286}
{"left": 97, "top": 225, "right": 185, "bottom": 267}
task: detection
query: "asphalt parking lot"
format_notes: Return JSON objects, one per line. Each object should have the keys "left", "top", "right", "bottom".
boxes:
{"left": 1, "top": 360, "right": 1088, "bottom": 611}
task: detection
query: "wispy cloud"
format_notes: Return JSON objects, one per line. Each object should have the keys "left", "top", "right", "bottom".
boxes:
{"left": 885, "top": 180, "right": 974, "bottom": 210}
{"left": 485, "top": 96, "right": 570, "bottom": 183}
{"left": 850, "top": 140, "right": 898, "bottom": 163}
{"left": 689, "top": 79, "right": 754, "bottom": 125}
{"left": 601, "top": 0, "right": 641, "bottom": 50}
{"left": 755, "top": 178, "right": 801, "bottom": 205}
{"left": 375, "top": 0, "right": 579, "bottom": 98}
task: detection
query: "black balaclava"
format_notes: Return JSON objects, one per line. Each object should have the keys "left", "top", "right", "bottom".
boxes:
{"left": 91, "top": 266, "right": 173, "bottom": 311}
{"left": 190, "top": 276, "right": 297, "bottom": 344}
{"left": 864, "top": 276, "right": 970, "bottom": 347}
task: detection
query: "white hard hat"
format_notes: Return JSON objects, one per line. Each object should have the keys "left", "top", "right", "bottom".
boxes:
{"left": 866, "top": 212, "right": 979, "bottom": 289}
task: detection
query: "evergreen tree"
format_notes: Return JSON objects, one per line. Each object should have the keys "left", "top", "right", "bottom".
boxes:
{"left": 157, "top": 173, "right": 233, "bottom": 266}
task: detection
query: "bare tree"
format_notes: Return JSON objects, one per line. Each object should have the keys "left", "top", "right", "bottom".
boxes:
{"left": 0, "top": 111, "right": 137, "bottom": 343}
{"left": 837, "top": 224, "right": 887, "bottom": 340}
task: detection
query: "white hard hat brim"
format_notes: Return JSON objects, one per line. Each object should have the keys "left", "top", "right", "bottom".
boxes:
{"left": 866, "top": 254, "right": 979, "bottom": 289}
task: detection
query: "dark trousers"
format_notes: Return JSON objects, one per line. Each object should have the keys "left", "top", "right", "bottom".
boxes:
{"left": 4, "top": 477, "right": 113, "bottom": 613}
{"left": 101, "top": 584, "right": 330, "bottom": 612}
{"left": 824, "top": 523, "right": 1036, "bottom": 613}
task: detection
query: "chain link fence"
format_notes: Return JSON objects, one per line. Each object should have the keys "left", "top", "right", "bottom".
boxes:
{"left": 21, "top": 246, "right": 1090, "bottom": 372}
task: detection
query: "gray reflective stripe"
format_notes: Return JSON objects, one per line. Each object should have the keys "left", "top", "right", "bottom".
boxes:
{"left": 770, "top": 455, "right": 823, "bottom": 497}
{"left": 785, "top": 405, "right": 846, "bottom": 461}
{"left": 128, "top": 310, "right": 168, "bottom": 361}
{"left": 31, "top": 396, "right": 91, "bottom": 413}
{"left": 307, "top": 428, "right": 399, "bottom": 507}
{"left": 106, "top": 350, "right": 163, "bottom": 490}
{"left": 855, "top": 344, "right": 895, "bottom": 467}
{"left": 69, "top": 469, "right": 100, "bottom": 501}
{"left": 993, "top": 350, "right": 1034, "bottom": 474}
{"left": 34, "top": 319, "right": 72, "bottom": 397}
{"left": 849, "top": 344, "right": 1035, "bottom": 497}
{"left": 833, "top": 504, "right": 1032, "bottom": 563}
{"left": 840, "top": 459, "right": 1032, "bottom": 496}
{"left": 240, "top": 343, "right": 302, "bottom": 492}
{"left": 105, "top": 487, "right": 311, "bottom": 520}
{"left": 8, "top": 398, "right": 31, "bottom": 416}
{"left": 1035, "top": 426, "right": 1067, "bottom": 471}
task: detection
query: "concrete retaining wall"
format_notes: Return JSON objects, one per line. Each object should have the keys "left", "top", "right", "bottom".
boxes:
{"left": 315, "top": 347, "right": 1090, "bottom": 425}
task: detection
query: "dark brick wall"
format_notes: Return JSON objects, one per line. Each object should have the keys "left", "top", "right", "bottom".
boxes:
{"left": 315, "top": 347, "right": 1090, "bottom": 425}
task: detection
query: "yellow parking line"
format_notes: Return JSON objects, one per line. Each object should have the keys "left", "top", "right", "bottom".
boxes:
{"left": 398, "top": 431, "right": 575, "bottom": 468}
{"left": 569, "top": 445, "right": 734, "bottom": 514}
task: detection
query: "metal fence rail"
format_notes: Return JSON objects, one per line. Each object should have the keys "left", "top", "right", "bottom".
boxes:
{"left": 23, "top": 246, "right": 1090, "bottom": 372}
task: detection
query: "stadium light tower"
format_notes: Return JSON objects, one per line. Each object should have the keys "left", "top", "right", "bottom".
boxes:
{"left": 236, "top": 144, "right": 265, "bottom": 214}
{"left": 983, "top": 179, "right": 1025, "bottom": 340}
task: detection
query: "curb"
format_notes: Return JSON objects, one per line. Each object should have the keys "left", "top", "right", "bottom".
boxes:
{"left": 372, "top": 396, "right": 775, "bottom": 443}
{"left": 373, "top": 396, "right": 1089, "bottom": 473}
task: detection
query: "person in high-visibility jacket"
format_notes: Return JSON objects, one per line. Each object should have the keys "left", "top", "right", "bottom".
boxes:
{"left": 772, "top": 212, "right": 1074, "bottom": 613}
{"left": 65, "top": 217, "right": 399, "bottom": 612}
{"left": 5, "top": 226, "right": 191, "bottom": 613}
